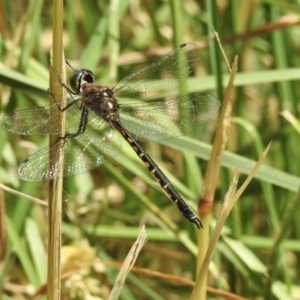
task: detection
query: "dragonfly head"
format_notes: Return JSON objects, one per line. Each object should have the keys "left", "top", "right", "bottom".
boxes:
{"left": 69, "top": 69, "right": 95, "bottom": 94}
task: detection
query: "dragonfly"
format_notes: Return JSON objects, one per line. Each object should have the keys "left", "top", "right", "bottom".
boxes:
{"left": 1, "top": 43, "right": 220, "bottom": 229}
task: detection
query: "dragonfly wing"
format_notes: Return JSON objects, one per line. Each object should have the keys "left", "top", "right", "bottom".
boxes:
{"left": 119, "top": 94, "right": 220, "bottom": 142}
{"left": 1, "top": 98, "right": 84, "bottom": 135}
{"left": 1, "top": 105, "right": 55, "bottom": 135}
{"left": 113, "top": 43, "right": 201, "bottom": 99}
{"left": 18, "top": 118, "right": 122, "bottom": 181}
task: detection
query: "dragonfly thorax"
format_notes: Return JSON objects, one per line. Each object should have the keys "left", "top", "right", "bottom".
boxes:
{"left": 83, "top": 85, "right": 120, "bottom": 122}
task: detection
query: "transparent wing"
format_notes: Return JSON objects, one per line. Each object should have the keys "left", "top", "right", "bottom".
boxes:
{"left": 113, "top": 43, "right": 201, "bottom": 99}
{"left": 18, "top": 118, "right": 122, "bottom": 181}
{"left": 119, "top": 93, "right": 220, "bottom": 142}
{"left": 0, "top": 98, "right": 85, "bottom": 136}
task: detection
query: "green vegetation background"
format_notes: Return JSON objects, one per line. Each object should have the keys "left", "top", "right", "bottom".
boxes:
{"left": 1, "top": 0, "right": 300, "bottom": 299}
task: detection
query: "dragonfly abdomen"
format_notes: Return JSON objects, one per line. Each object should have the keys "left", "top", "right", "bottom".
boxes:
{"left": 113, "top": 118, "right": 203, "bottom": 229}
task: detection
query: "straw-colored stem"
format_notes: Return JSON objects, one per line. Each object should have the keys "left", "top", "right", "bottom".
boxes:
{"left": 47, "top": 0, "right": 65, "bottom": 299}
{"left": 191, "top": 143, "right": 271, "bottom": 299}
{"left": 196, "top": 55, "right": 238, "bottom": 299}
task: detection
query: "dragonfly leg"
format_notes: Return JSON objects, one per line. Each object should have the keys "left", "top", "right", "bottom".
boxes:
{"left": 47, "top": 88, "right": 80, "bottom": 112}
{"left": 50, "top": 65, "right": 77, "bottom": 95}
{"left": 59, "top": 107, "right": 89, "bottom": 141}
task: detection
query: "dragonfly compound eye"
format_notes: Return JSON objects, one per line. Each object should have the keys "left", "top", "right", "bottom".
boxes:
{"left": 69, "top": 69, "right": 94, "bottom": 93}
{"left": 69, "top": 70, "right": 84, "bottom": 93}
{"left": 81, "top": 69, "right": 94, "bottom": 85}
